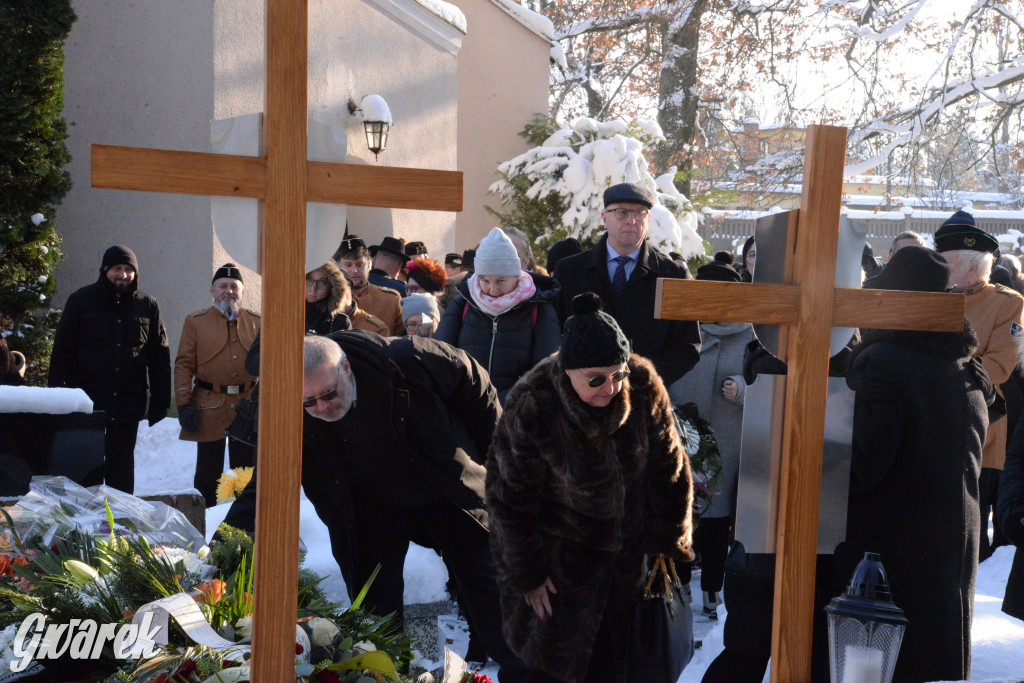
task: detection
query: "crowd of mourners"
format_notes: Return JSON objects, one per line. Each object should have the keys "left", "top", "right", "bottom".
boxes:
{"left": 6, "top": 181, "right": 1024, "bottom": 682}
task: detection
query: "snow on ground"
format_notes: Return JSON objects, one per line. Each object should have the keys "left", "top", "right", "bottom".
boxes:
{"left": 132, "top": 421, "right": 1024, "bottom": 682}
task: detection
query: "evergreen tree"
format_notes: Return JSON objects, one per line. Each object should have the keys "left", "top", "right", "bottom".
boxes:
{"left": 0, "top": 1, "right": 76, "bottom": 383}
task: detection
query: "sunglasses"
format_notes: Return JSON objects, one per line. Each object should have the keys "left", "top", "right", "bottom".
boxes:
{"left": 302, "top": 385, "right": 340, "bottom": 408}
{"left": 580, "top": 369, "right": 630, "bottom": 388}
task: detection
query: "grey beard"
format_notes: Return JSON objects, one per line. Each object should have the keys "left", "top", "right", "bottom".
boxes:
{"left": 215, "top": 297, "right": 241, "bottom": 317}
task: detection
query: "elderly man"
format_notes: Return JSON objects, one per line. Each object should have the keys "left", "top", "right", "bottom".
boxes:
{"left": 223, "top": 330, "right": 528, "bottom": 681}
{"left": 333, "top": 236, "right": 403, "bottom": 335}
{"left": 552, "top": 182, "right": 700, "bottom": 385}
{"left": 937, "top": 211, "right": 1024, "bottom": 561}
{"left": 888, "top": 230, "right": 927, "bottom": 260}
{"left": 49, "top": 245, "right": 171, "bottom": 493}
{"left": 174, "top": 263, "right": 261, "bottom": 507}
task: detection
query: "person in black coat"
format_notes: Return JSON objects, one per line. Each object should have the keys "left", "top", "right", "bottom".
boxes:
{"left": 836, "top": 246, "right": 996, "bottom": 682}
{"left": 48, "top": 245, "right": 171, "bottom": 493}
{"left": 552, "top": 183, "right": 700, "bottom": 386}
{"left": 998, "top": 399, "right": 1024, "bottom": 622}
{"left": 223, "top": 329, "right": 529, "bottom": 682}
{"left": 436, "top": 228, "right": 561, "bottom": 403}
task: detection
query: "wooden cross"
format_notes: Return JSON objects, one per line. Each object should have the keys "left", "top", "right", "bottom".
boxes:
{"left": 90, "top": 2, "right": 462, "bottom": 678}
{"left": 656, "top": 125, "right": 966, "bottom": 682}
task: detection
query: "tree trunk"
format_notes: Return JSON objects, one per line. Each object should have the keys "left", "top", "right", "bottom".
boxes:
{"left": 655, "top": 0, "right": 708, "bottom": 196}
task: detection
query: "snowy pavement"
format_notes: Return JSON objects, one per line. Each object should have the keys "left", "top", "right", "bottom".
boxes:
{"left": 133, "top": 420, "right": 1024, "bottom": 682}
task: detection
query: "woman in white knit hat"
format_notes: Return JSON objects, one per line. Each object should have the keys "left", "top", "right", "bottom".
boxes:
{"left": 436, "top": 227, "right": 560, "bottom": 403}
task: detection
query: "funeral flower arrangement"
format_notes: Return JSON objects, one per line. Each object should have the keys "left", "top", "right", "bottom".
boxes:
{"left": 0, "top": 478, "right": 423, "bottom": 683}
{"left": 674, "top": 403, "right": 724, "bottom": 521}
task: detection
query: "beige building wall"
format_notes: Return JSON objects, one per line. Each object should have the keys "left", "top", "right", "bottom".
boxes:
{"left": 57, "top": 0, "right": 461, "bottom": 362}
{"left": 451, "top": 0, "right": 550, "bottom": 254}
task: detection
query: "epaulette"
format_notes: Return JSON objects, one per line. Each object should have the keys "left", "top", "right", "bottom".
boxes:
{"left": 994, "top": 284, "right": 1020, "bottom": 297}
{"left": 188, "top": 308, "right": 211, "bottom": 318}
{"left": 376, "top": 285, "right": 401, "bottom": 298}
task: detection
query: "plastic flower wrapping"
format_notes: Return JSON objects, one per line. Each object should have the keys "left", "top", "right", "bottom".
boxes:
{"left": 673, "top": 404, "right": 724, "bottom": 521}
{"left": 0, "top": 477, "right": 437, "bottom": 682}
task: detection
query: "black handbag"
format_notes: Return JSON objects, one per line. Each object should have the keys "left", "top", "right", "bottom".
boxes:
{"left": 626, "top": 553, "right": 694, "bottom": 682}
{"left": 227, "top": 381, "right": 259, "bottom": 447}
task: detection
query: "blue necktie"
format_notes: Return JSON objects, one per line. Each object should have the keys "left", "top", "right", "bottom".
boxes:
{"left": 611, "top": 256, "right": 632, "bottom": 296}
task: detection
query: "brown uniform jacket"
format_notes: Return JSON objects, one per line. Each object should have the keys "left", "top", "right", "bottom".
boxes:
{"left": 353, "top": 282, "right": 403, "bottom": 335}
{"left": 174, "top": 306, "right": 261, "bottom": 443}
{"left": 350, "top": 307, "right": 389, "bottom": 336}
{"left": 965, "top": 282, "right": 1024, "bottom": 469}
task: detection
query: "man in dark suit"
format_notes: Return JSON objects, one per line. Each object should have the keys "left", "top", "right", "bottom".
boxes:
{"left": 552, "top": 183, "right": 700, "bottom": 385}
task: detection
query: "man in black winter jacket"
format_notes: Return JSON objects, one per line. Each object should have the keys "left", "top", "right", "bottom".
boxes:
{"left": 552, "top": 182, "right": 700, "bottom": 385}
{"left": 223, "top": 330, "right": 528, "bottom": 682}
{"left": 48, "top": 245, "right": 171, "bottom": 493}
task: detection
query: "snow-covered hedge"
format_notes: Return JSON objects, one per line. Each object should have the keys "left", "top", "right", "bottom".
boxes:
{"left": 488, "top": 116, "right": 703, "bottom": 263}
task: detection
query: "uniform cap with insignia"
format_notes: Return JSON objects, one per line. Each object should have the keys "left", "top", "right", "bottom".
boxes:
{"left": 934, "top": 211, "right": 999, "bottom": 254}
{"left": 212, "top": 262, "right": 243, "bottom": 284}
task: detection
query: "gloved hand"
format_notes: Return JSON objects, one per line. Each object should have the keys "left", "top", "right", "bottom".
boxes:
{"left": 177, "top": 402, "right": 200, "bottom": 432}
{"left": 147, "top": 408, "right": 167, "bottom": 427}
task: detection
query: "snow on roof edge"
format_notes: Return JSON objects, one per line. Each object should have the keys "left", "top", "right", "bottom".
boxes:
{"left": 413, "top": 0, "right": 468, "bottom": 33}
{"left": 487, "top": 0, "right": 555, "bottom": 41}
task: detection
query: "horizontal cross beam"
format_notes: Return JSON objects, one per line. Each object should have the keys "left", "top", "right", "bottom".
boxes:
{"left": 656, "top": 279, "right": 965, "bottom": 331}
{"left": 92, "top": 144, "right": 464, "bottom": 211}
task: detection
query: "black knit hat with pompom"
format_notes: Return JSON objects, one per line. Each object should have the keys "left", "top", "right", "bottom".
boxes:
{"left": 559, "top": 292, "right": 631, "bottom": 370}
{"left": 696, "top": 251, "right": 741, "bottom": 283}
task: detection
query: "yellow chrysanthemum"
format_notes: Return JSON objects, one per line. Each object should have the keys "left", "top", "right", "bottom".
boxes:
{"left": 233, "top": 467, "right": 254, "bottom": 495}
{"left": 216, "top": 472, "right": 238, "bottom": 505}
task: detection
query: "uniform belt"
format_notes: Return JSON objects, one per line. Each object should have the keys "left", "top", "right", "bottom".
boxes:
{"left": 196, "top": 379, "right": 250, "bottom": 395}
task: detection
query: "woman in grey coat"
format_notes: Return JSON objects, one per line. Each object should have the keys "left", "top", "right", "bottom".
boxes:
{"left": 669, "top": 252, "right": 753, "bottom": 618}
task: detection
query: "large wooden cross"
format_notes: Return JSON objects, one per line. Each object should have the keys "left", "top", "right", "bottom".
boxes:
{"left": 90, "top": 2, "right": 462, "bottom": 678}
{"left": 656, "top": 125, "right": 966, "bottom": 682}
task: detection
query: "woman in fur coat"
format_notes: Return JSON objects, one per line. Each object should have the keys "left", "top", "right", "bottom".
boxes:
{"left": 486, "top": 292, "right": 694, "bottom": 683}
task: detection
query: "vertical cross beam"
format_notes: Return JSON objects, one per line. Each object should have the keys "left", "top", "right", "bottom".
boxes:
{"left": 770, "top": 125, "right": 848, "bottom": 681}
{"left": 251, "top": 0, "right": 307, "bottom": 678}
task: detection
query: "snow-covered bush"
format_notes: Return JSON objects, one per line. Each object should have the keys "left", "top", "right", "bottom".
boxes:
{"left": 487, "top": 114, "right": 704, "bottom": 266}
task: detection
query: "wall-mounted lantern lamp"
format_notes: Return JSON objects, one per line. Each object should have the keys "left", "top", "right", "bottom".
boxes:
{"left": 348, "top": 95, "right": 391, "bottom": 161}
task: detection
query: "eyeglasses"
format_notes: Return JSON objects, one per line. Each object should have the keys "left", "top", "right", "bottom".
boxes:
{"left": 578, "top": 369, "right": 630, "bottom": 388}
{"left": 606, "top": 208, "right": 650, "bottom": 221}
{"left": 302, "top": 383, "right": 340, "bottom": 408}
{"left": 306, "top": 278, "right": 331, "bottom": 291}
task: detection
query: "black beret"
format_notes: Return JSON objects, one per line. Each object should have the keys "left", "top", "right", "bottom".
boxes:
{"left": 212, "top": 263, "right": 243, "bottom": 284}
{"left": 934, "top": 211, "right": 999, "bottom": 253}
{"left": 863, "top": 246, "right": 949, "bottom": 293}
{"left": 603, "top": 182, "right": 655, "bottom": 209}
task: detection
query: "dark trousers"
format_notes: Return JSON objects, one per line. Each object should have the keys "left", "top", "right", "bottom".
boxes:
{"left": 980, "top": 467, "right": 1009, "bottom": 561}
{"left": 349, "top": 494, "right": 529, "bottom": 683}
{"left": 102, "top": 416, "right": 139, "bottom": 494}
{"left": 679, "top": 516, "right": 733, "bottom": 593}
{"left": 195, "top": 438, "right": 256, "bottom": 507}
{"left": 703, "top": 550, "right": 832, "bottom": 683}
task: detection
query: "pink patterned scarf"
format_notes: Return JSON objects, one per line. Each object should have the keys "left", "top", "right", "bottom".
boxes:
{"left": 468, "top": 272, "right": 536, "bottom": 317}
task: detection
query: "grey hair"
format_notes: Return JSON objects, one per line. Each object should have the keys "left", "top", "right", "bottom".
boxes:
{"left": 951, "top": 249, "right": 994, "bottom": 284}
{"left": 890, "top": 231, "right": 925, "bottom": 248}
{"left": 501, "top": 227, "right": 535, "bottom": 269}
{"left": 1001, "top": 253, "right": 1022, "bottom": 279}
{"left": 304, "top": 335, "right": 345, "bottom": 380}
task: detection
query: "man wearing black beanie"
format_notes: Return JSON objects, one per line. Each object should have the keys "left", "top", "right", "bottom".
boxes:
{"left": 49, "top": 245, "right": 171, "bottom": 494}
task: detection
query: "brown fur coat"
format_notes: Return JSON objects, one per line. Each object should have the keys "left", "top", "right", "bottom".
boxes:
{"left": 486, "top": 354, "right": 693, "bottom": 682}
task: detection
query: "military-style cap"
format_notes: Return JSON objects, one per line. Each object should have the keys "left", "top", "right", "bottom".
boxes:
{"left": 405, "top": 241, "right": 428, "bottom": 258}
{"left": 934, "top": 211, "right": 999, "bottom": 253}
{"left": 212, "top": 263, "right": 243, "bottom": 284}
